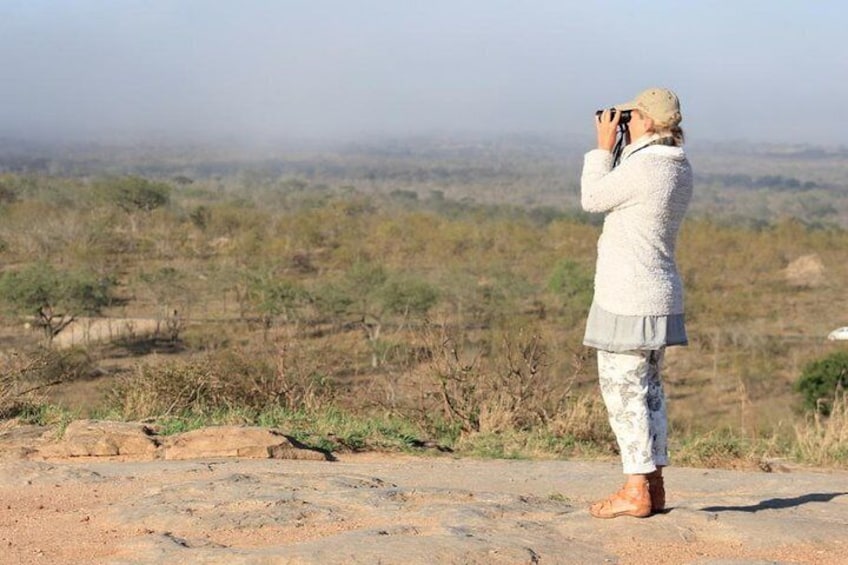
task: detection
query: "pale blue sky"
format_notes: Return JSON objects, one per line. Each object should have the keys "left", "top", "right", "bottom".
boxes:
{"left": 2, "top": 1, "right": 846, "bottom": 145}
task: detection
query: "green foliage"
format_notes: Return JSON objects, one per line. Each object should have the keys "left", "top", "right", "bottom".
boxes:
{"left": 345, "top": 260, "right": 389, "bottom": 306}
{"left": 380, "top": 277, "right": 439, "bottom": 316}
{"left": 0, "top": 177, "right": 19, "bottom": 205}
{"left": 63, "top": 270, "right": 115, "bottom": 315}
{"left": 17, "top": 403, "right": 74, "bottom": 428}
{"left": 674, "top": 429, "right": 751, "bottom": 468}
{"left": 547, "top": 259, "right": 593, "bottom": 307}
{"left": 189, "top": 205, "right": 211, "bottom": 230}
{"left": 0, "top": 262, "right": 114, "bottom": 317}
{"left": 92, "top": 175, "right": 171, "bottom": 212}
{"left": 796, "top": 351, "right": 848, "bottom": 415}
{"left": 0, "top": 262, "right": 58, "bottom": 313}
{"left": 208, "top": 203, "right": 267, "bottom": 238}
{"left": 137, "top": 267, "right": 187, "bottom": 311}
{"left": 0, "top": 174, "right": 47, "bottom": 203}
{"left": 443, "top": 268, "right": 535, "bottom": 327}
{"left": 313, "top": 261, "right": 438, "bottom": 322}
{"left": 311, "top": 281, "right": 355, "bottom": 319}
{"left": 8, "top": 139, "right": 848, "bottom": 469}
{"left": 247, "top": 271, "right": 307, "bottom": 324}
{"left": 0, "top": 262, "right": 114, "bottom": 344}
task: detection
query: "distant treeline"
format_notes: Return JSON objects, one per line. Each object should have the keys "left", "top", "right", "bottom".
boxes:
{"left": 695, "top": 173, "right": 824, "bottom": 192}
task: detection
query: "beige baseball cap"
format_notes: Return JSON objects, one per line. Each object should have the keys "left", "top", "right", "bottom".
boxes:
{"left": 615, "top": 87, "right": 682, "bottom": 126}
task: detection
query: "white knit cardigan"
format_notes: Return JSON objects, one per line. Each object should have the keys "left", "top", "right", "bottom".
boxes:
{"left": 580, "top": 137, "right": 693, "bottom": 316}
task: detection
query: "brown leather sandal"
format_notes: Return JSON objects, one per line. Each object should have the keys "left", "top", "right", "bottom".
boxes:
{"left": 589, "top": 482, "right": 652, "bottom": 519}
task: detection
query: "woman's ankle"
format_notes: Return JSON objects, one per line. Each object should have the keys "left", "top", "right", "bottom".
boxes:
{"left": 624, "top": 474, "right": 648, "bottom": 488}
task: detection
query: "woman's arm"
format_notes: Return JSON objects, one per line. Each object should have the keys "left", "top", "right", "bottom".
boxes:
{"left": 581, "top": 150, "right": 643, "bottom": 213}
{"left": 581, "top": 109, "right": 640, "bottom": 213}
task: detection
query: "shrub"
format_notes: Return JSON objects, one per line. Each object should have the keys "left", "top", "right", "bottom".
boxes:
{"left": 246, "top": 272, "right": 307, "bottom": 326}
{"left": 92, "top": 176, "right": 171, "bottom": 212}
{"left": 381, "top": 277, "right": 439, "bottom": 317}
{"left": 795, "top": 351, "right": 848, "bottom": 415}
{"left": 109, "top": 345, "right": 335, "bottom": 420}
{"left": 419, "top": 324, "right": 591, "bottom": 436}
{"left": 0, "top": 348, "right": 96, "bottom": 419}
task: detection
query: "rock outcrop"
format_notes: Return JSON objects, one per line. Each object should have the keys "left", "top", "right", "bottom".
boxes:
{"left": 0, "top": 420, "right": 331, "bottom": 462}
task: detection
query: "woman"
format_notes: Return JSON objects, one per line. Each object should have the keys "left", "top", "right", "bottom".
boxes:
{"left": 580, "top": 87, "right": 692, "bottom": 518}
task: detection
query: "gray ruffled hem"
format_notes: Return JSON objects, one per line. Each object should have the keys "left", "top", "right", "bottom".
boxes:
{"left": 583, "top": 302, "right": 688, "bottom": 352}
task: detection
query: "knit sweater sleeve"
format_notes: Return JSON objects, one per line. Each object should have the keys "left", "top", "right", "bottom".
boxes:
{"left": 580, "top": 149, "right": 642, "bottom": 213}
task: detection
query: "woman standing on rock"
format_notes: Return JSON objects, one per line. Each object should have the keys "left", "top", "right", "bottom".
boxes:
{"left": 580, "top": 87, "right": 692, "bottom": 518}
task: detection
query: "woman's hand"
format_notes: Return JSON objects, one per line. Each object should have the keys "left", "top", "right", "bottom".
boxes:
{"left": 595, "top": 109, "right": 620, "bottom": 152}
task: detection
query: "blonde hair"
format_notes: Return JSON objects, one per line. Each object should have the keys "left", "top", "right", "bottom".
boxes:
{"left": 656, "top": 124, "right": 685, "bottom": 146}
{"left": 650, "top": 116, "right": 685, "bottom": 146}
{"left": 634, "top": 109, "right": 685, "bottom": 146}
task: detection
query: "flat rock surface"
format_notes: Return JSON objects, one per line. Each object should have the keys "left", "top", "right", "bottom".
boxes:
{"left": 1, "top": 436, "right": 847, "bottom": 564}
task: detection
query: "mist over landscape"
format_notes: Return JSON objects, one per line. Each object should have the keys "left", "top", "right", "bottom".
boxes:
{"left": 2, "top": 1, "right": 847, "bottom": 147}
{"left": 3, "top": 1, "right": 847, "bottom": 229}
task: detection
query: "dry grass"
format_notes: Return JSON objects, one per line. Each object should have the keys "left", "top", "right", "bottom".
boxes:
{"left": 794, "top": 392, "right": 848, "bottom": 466}
{"left": 109, "top": 339, "right": 337, "bottom": 421}
{"left": 3, "top": 187, "right": 848, "bottom": 466}
{"left": 0, "top": 348, "right": 95, "bottom": 419}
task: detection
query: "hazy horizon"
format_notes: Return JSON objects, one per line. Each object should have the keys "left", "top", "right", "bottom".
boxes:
{"left": 3, "top": 1, "right": 847, "bottom": 148}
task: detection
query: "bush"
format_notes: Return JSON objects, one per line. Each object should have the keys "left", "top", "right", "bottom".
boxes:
{"left": 0, "top": 348, "right": 96, "bottom": 419}
{"left": 109, "top": 345, "right": 336, "bottom": 420}
{"left": 795, "top": 351, "right": 848, "bottom": 415}
{"left": 381, "top": 277, "right": 439, "bottom": 317}
{"left": 419, "top": 324, "right": 591, "bottom": 436}
{"left": 92, "top": 176, "right": 171, "bottom": 212}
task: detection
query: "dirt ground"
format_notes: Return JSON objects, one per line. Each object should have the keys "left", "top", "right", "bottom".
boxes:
{"left": 2, "top": 448, "right": 847, "bottom": 564}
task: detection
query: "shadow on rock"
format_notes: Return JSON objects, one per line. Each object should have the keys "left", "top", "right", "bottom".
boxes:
{"left": 701, "top": 491, "right": 848, "bottom": 513}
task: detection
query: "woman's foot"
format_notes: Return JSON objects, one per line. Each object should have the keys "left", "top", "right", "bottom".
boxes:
{"left": 589, "top": 481, "right": 652, "bottom": 519}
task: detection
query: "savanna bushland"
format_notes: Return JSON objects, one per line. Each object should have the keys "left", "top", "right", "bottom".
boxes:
{"left": 1, "top": 134, "right": 846, "bottom": 467}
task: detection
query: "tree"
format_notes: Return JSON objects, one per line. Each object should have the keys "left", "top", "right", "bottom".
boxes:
{"left": 312, "top": 261, "right": 439, "bottom": 368}
{"left": 796, "top": 351, "right": 848, "bottom": 415}
{"left": 137, "top": 267, "right": 188, "bottom": 341}
{"left": 0, "top": 262, "right": 114, "bottom": 344}
{"left": 245, "top": 270, "right": 307, "bottom": 338}
{"left": 92, "top": 176, "right": 171, "bottom": 213}
{"left": 381, "top": 277, "right": 439, "bottom": 320}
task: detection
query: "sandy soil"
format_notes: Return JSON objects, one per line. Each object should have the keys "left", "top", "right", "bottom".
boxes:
{"left": 2, "top": 450, "right": 847, "bottom": 564}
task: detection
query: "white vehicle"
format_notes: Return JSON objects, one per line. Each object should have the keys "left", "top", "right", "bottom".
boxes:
{"left": 827, "top": 327, "right": 848, "bottom": 341}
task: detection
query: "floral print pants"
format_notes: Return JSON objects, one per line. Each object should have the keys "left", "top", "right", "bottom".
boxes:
{"left": 597, "top": 348, "right": 669, "bottom": 474}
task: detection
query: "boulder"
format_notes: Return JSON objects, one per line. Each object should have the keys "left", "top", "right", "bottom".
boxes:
{"left": 37, "top": 420, "right": 160, "bottom": 458}
{"left": 163, "top": 426, "right": 330, "bottom": 461}
{"left": 0, "top": 422, "right": 52, "bottom": 460}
